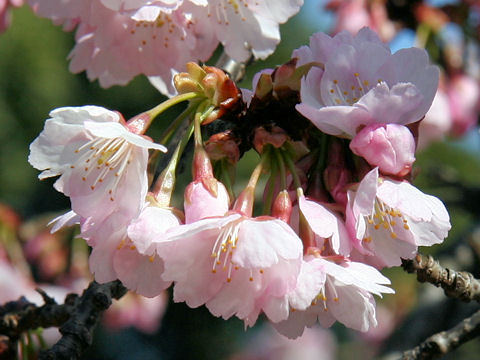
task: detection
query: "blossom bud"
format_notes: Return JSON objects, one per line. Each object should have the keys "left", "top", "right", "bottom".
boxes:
{"left": 271, "top": 190, "right": 293, "bottom": 223}
{"left": 350, "top": 123, "right": 416, "bottom": 177}
{"left": 174, "top": 62, "right": 242, "bottom": 125}
{"left": 192, "top": 146, "right": 217, "bottom": 196}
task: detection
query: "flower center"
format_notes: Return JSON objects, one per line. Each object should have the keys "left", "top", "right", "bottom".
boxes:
{"left": 73, "top": 136, "right": 133, "bottom": 201}
{"left": 211, "top": 219, "right": 240, "bottom": 282}
{"left": 210, "top": 217, "right": 263, "bottom": 283}
{"left": 310, "top": 276, "right": 339, "bottom": 312}
{"left": 129, "top": 13, "right": 188, "bottom": 49}
{"left": 362, "top": 199, "right": 410, "bottom": 243}
{"left": 328, "top": 73, "right": 384, "bottom": 105}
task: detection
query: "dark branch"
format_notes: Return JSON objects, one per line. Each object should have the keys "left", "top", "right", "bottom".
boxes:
{"left": 0, "top": 280, "right": 127, "bottom": 360}
{"left": 401, "top": 253, "right": 480, "bottom": 303}
{"left": 39, "top": 280, "right": 127, "bottom": 360}
{"left": 0, "top": 293, "right": 75, "bottom": 341}
{"left": 401, "top": 308, "right": 480, "bottom": 360}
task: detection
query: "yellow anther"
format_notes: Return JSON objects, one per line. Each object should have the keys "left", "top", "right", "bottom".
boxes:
{"left": 212, "top": 269, "right": 217, "bottom": 274}
{"left": 404, "top": 224, "right": 410, "bottom": 230}
{"left": 354, "top": 72, "right": 359, "bottom": 77}
{"left": 149, "top": 255, "right": 155, "bottom": 263}
{"left": 390, "top": 221, "right": 396, "bottom": 226}
{"left": 390, "top": 232, "right": 398, "bottom": 239}
{"left": 333, "top": 79, "right": 338, "bottom": 84}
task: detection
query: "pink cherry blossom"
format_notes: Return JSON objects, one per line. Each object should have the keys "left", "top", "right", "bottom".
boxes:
{"left": 127, "top": 205, "right": 183, "bottom": 255}
{"left": 156, "top": 212, "right": 304, "bottom": 325}
{"left": 0, "top": 0, "right": 23, "bottom": 33}
{"left": 326, "top": 0, "right": 395, "bottom": 42}
{"left": 232, "top": 324, "right": 337, "bottom": 360}
{"left": 295, "top": 28, "right": 439, "bottom": 138}
{"left": 0, "top": 261, "right": 36, "bottom": 303}
{"left": 350, "top": 123, "right": 416, "bottom": 176}
{"left": 200, "top": 0, "right": 304, "bottom": 62}
{"left": 346, "top": 168, "right": 451, "bottom": 268}
{"left": 28, "top": 0, "right": 303, "bottom": 95}
{"left": 273, "top": 256, "right": 393, "bottom": 339}
{"left": 447, "top": 74, "right": 480, "bottom": 137}
{"left": 328, "top": 0, "right": 370, "bottom": 35}
{"left": 417, "top": 89, "right": 452, "bottom": 150}
{"left": 184, "top": 180, "right": 230, "bottom": 224}
{"left": 297, "top": 195, "right": 352, "bottom": 256}
{"left": 88, "top": 204, "right": 182, "bottom": 297}
{"left": 28, "top": 106, "right": 166, "bottom": 224}
{"left": 72, "top": 1, "right": 215, "bottom": 96}
{"left": 248, "top": 254, "right": 327, "bottom": 327}
{"left": 28, "top": 0, "right": 217, "bottom": 95}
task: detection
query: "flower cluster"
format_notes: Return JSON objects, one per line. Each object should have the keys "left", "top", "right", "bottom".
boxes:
{"left": 27, "top": 0, "right": 303, "bottom": 95}
{"left": 323, "top": 0, "right": 480, "bottom": 149}
{"left": 29, "top": 28, "right": 450, "bottom": 338}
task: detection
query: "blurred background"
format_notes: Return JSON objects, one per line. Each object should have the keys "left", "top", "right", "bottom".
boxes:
{"left": 1, "top": 0, "right": 480, "bottom": 359}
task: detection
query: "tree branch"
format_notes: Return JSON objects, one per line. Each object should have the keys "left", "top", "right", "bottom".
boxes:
{"left": 401, "top": 253, "right": 480, "bottom": 303}
{"left": 401, "top": 308, "right": 480, "bottom": 359}
{"left": 0, "top": 280, "right": 127, "bottom": 360}
{"left": 39, "top": 280, "right": 127, "bottom": 360}
{"left": 0, "top": 290, "right": 75, "bottom": 341}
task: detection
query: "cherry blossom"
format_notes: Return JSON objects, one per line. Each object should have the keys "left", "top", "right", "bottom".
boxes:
{"left": 28, "top": 106, "right": 166, "bottom": 224}
{"left": 273, "top": 256, "right": 393, "bottom": 339}
{"left": 418, "top": 89, "right": 452, "bottom": 150}
{"left": 156, "top": 212, "right": 304, "bottom": 324}
{"left": 296, "top": 194, "right": 352, "bottom": 256}
{"left": 295, "top": 27, "right": 439, "bottom": 138}
{"left": 88, "top": 203, "right": 182, "bottom": 297}
{"left": 184, "top": 180, "right": 230, "bottom": 224}
{"left": 346, "top": 168, "right": 451, "bottom": 268}
{"left": 28, "top": 0, "right": 216, "bottom": 95}
{"left": 28, "top": 0, "right": 303, "bottom": 94}
{"left": 349, "top": 123, "right": 416, "bottom": 176}
{"left": 200, "top": 0, "right": 304, "bottom": 61}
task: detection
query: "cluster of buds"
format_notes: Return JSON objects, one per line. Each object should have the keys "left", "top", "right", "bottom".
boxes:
{"left": 29, "top": 28, "right": 450, "bottom": 338}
